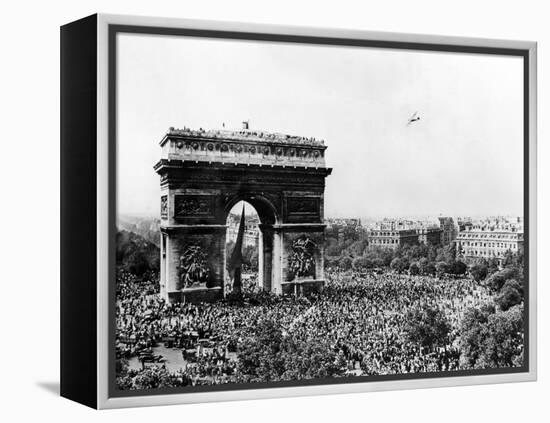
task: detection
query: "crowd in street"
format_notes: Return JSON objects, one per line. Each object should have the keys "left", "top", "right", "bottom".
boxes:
{"left": 307, "top": 269, "right": 491, "bottom": 374}
{"left": 116, "top": 268, "right": 492, "bottom": 389}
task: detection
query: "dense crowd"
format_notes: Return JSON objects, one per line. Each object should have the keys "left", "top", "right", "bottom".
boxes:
{"left": 116, "top": 268, "right": 493, "bottom": 389}
{"left": 309, "top": 270, "right": 491, "bottom": 374}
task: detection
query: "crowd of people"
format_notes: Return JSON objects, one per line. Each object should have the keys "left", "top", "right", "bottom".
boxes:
{"left": 116, "top": 268, "right": 494, "bottom": 389}
{"left": 305, "top": 269, "right": 492, "bottom": 375}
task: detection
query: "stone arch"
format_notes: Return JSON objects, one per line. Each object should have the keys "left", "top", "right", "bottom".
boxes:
{"left": 223, "top": 193, "right": 279, "bottom": 225}
{"left": 155, "top": 126, "right": 332, "bottom": 302}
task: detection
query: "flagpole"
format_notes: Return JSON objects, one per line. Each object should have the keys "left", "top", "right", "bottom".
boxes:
{"left": 229, "top": 203, "right": 246, "bottom": 295}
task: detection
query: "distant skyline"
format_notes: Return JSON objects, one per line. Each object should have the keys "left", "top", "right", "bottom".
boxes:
{"left": 119, "top": 207, "right": 522, "bottom": 221}
{"left": 117, "top": 33, "right": 524, "bottom": 219}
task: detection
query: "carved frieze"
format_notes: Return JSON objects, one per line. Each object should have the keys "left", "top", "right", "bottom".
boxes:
{"left": 288, "top": 197, "right": 319, "bottom": 214}
{"left": 288, "top": 236, "right": 317, "bottom": 280}
{"left": 160, "top": 195, "right": 168, "bottom": 219}
{"left": 156, "top": 161, "right": 331, "bottom": 189}
{"left": 286, "top": 196, "right": 321, "bottom": 221}
{"left": 174, "top": 194, "right": 215, "bottom": 219}
{"left": 178, "top": 245, "right": 210, "bottom": 288}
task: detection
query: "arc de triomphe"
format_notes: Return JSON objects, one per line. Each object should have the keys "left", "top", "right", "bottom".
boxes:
{"left": 154, "top": 126, "right": 332, "bottom": 303}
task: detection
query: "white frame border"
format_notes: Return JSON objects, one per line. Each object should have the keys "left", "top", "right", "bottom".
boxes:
{"left": 96, "top": 13, "right": 537, "bottom": 409}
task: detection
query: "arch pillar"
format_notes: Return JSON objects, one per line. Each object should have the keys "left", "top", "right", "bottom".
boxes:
{"left": 160, "top": 224, "right": 226, "bottom": 303}
{"left": 258, "top": 224, "right": 274, "bottom": 293}
{"left": 276, "top": 223, "right": 327, "bottom": 296}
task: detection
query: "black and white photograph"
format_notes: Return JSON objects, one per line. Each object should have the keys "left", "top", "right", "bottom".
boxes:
{"left": 112, "top": 28, "right": 529, "bottom": 394}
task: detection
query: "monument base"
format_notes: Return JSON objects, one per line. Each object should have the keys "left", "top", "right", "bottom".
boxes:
{"left": 167, "top": 286, "right": 223, "bottom": 303}
{"left": 281, "top": 279, "right": 325, "bottom": 296}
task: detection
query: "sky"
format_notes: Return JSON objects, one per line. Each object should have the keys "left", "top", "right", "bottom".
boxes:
{"left": 117, "top": 33, "right": 524, "bottom": 219}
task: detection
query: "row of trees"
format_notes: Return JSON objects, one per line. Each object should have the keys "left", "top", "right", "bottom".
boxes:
{"left": 116, "top": 358, "right": 191, "bottom": 390}
{"left": 404, "top": 301, "right": 524, "bottom": 370}
{"left": 459, "top": 303, "right": 524, "bottom": 368}
{"left": 326, "top": 240, "right": 470, "bottom": 278}
{"left": 403, "top": 256, "right": 525, "bottom": 368}
{"left": 236, "top": 319, "right": 345, "bottom": 382}
{"left": 325, "top": 223, "right": 524, "bottom": 278}
{"left": 477, "top": 265, "right": 524, "bottom": 311}
{"left": 404, "top": 306, "right": 451, "bottom": 347}
{"left": 116, "top": 230, "right": 160, "bottom": 277}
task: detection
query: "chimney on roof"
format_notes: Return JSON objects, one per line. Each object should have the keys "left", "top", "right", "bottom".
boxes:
{"left": 242, "top": 120, "right": 249, "bottom": 130}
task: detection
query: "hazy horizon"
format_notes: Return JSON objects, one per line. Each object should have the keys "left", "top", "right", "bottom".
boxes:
{"left": 119, "top": 204, "right": 522, "bottom": 222}
{"left": 117, "top": 33, "right": 524, "bottom": 220}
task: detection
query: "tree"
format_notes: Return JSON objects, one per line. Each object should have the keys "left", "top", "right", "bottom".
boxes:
{"left": 502, "top": 250, "right": 524, "bottom": 271}
{"left": 479, "top": 305, "right": 524, "bottom": 368}
{"left": 338, "top": 256, "right": 353, "bottom": 270}
{"left": 435, "top": 261, "right": 448, "bottom": 278}
{"left": 131, "top": 366, "right": 180, "bottom": 390}
{"left": 470, "top": 263, "right": 488, "bottom": 282}
{"left": 324, "top": 224, "right": 365, "bottom": 259}
{"left": 280, "top": 336, "right": 344, "bottom": 380}
{"left": 460, "top": 304, "right": 524, "bottom": 369}
{"left": 237, "top": 319, "right": 285, "bottom": 382}
{"left": 427, "top": 244, "right": 438, "bottom": 263}
{"left": 390, "top": 257, "right": 408, "bottom": 274}
{"left": 487, "top": 258, "right": 500, "bottom": 275}
{"left": 502, "top": 250, "right": 515, "bottom": 268}
{"left": 406, "top": 244, "right": 429, "bottom": 262}
{"left": 115, "top": 357, "right": 129, "bottom": 375}
{"left": 424, "top": 262, "right": 436, "bottom": 276}
{"left": 495, "top": 279, "right": 523, "bottom": 311}
{"left": 409, "top": 262, "right": 420, "bottom": 275}
{"left": 417, "top": 257, "right": 429, "bottom": 274}
{"left": 485, "top": 267, "right": 519, "bottom": 293}
{"left": 324, "top": 255, "right": 340, "bottom": 269}
{"left": 237, "top": 319, "right": 344, "bottom": 382}
{"left": 404, "top": 306, "right": 451, "bottom": 347}
{"left": 325, "top": 243, "right": 341, "bottom": 257}
{"left": 352, "top": 256, "right": 372, "bottom": 271}
{"left": 459, "top": 305, "right": 495, "bottom": 368}
{"left": 435, "top": 242, "right": 456, "bottom": 263}
{"left": 346, "top": 239, "right": 369, "bottom": 257}
{"left": 448, "top": 260, "right": 467, "bottom": 276}
{"left": 369, "top": 247, "right": 395, "bottom": 267}
{"left": 116, "top": 230, "right": 160, "bottom": 277}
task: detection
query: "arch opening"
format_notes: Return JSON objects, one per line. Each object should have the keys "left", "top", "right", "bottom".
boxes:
{"left": 223, "top": 193, "right": 278, "bottom": 226}
{"left": 225, "top": 201, "right": 260, "bottom": 293}
{"left": 224, "top": 199, "right": 276, "bottom": 295}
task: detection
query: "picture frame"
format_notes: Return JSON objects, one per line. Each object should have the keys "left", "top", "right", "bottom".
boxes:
{"left": 60, "top": 13, "right": 537, "bottom": 409}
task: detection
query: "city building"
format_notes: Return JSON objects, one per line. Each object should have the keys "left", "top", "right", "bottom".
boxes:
{"left": 417, "top": 227, "right": 443, "bottom": 245}
{"left": 325, "top": 218, "right": 362, "bottom": 228}
{"left": 457, "top": 217, "right": 473, "bottom": 232}
{"left": 438, "top": 217, "right": 458, "bottom": 245}
{"left": 368, "top": 228, "right": 419, "bottom": 249}
{"left": 456, "top": 217, "right": 524, "bottom": 264}
{"left": 368, "top": 219, "right": 441, "bottom": 249}
{"left": 226, "top": 214, "right": 260, "bottom": 248}
{"left": 325, "top": 217, "right": 366, "bottom": 244}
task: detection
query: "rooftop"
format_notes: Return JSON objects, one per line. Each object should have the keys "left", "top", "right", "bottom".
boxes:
{"left": 164, "top": 126, "right": 326, "bottom": 147}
